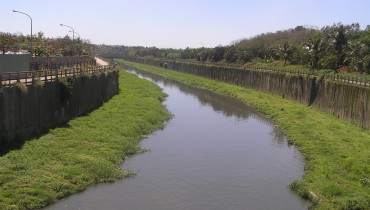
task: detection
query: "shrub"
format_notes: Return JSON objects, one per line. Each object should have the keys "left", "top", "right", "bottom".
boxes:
{"left": 33, "top": 78, "right": 44, "bottom": 89}
{"left": 12, "top": 82, "right": 28, "bottom": 95}
{"left": 59, "top": 77, "right": 74, "bottom": 104}
{"left": 78, "top": 72, "right": 92, "bottom": 79}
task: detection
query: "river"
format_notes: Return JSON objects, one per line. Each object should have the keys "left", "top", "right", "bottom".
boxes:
{"left": 45, "top": 68, "right": 309, "bottom": 210}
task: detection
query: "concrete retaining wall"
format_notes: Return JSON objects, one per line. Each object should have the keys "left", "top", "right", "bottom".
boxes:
{"left": 0, "top": 54, "right": 30, "bottom": 73}
{"left": 0, "top": 55, "right": 96, "bottom": 73}
{"left": 0, "top": 70, "right": 119, "bottom": 144}
{"left": 123, "top": 56, "right": 370, "bottom": 130}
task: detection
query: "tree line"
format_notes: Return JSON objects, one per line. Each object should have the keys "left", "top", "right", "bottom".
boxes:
{"left": 0, "top": 31, "right": 92, "bottom": 56}
{"left": 96, "top": 23, "right": 370, "bottom": 74}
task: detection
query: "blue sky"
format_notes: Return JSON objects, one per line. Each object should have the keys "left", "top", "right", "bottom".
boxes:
{"left": 1, "top": 0, "right": 369, "bottom": 48}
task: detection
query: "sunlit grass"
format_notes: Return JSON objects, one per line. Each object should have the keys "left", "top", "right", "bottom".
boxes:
{"left": 117, "top": 59, "right": 370, "bottom": 210}
{"left": 0, "top": 69, "right": 171, "bottom": 209}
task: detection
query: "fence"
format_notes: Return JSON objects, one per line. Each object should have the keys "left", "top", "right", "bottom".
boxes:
{"left": 30, "top": 56, "right": 96, "bottom": 70}
{"left": 245, "top": 66, "right": 370, "bottom": 87}
{"left": 0, "top": 65, "right": 116, "bottom": 88}
{"left": 0, "top": 54, "right": 30, "bottom": 73}
{"left": 126, "top": 56, "right": 370, "bottom": 87}
{"left": 207, "top": 64, "right": 369, "bottom": 87}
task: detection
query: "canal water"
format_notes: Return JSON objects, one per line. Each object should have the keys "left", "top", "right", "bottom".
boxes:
{"left": 45, "top": 68, "right": 309, "bottom": 210}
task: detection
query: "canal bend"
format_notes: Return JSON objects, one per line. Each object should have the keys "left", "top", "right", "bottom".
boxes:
{"left": 45, "top": 68, "right": 309, "bottom": 210}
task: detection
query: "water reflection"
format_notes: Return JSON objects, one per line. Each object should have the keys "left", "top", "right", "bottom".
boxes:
{"left": 129, "top": 68, "right": 288, "bottom": 145}
{"left": 45, "top": 67, "right": 309, "bottom": 210}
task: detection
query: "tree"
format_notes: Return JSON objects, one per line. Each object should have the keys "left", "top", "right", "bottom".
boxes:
{"left": 196, "top": 48, "right": 210, "bottom": 62}
{"left": 236, "top": 49, "right": 253, "bottom": 64}
{"left": 361, "top": 29, "right": 370, "bottom": 73}
{"left": 224, "top": 46, "right": 238, "bottom": 63}
{"left": 279, "top": 41, "right": 293, "bottom": 65}
{"left": 180, "top": 47, "right": 193, "bottom": 59}
{"left": 324, "top": 24, "right": 349, "bottom": 70}
{"left": 33, "top": 32, "right": 47, "bottom": 56}
{"left": 347, "top": 29, "right": 370, "bottom": 73}
{"left": 334, "top": 25, "right": 348, "bottom": 68}
{"left": 210, "top": 46, "right": 225, "bottom": 62}
{"left": 0, "top": 32, "right": 16, "bottom": 54}
{"left": 306, "top": 34, "right": 325, "bottom": 69}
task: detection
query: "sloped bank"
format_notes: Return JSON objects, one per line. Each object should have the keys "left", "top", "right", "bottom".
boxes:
{"left": 122, "top": 56, "right": 370, "bottom": 130}
{"left": 0, "top": 69, "right": 171, "bottom": 209}
{"left": 117, "top": 59, "right": 370, "bottom": 210}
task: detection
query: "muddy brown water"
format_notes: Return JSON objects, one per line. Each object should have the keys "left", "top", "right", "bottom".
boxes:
{"left": 45, "top": 68, "right": 309, "bottom": 210}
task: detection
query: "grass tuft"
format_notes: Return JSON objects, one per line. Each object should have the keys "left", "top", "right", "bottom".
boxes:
{"left": 33, "top": 78, "right": 44, "bottom": 89}
{"left": 11, "top": 82, "right": 28, "bottom": 95}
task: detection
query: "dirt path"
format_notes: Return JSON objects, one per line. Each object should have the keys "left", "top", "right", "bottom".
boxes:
{"left": 95, "top": 57, "right": 109, "bottom": 66}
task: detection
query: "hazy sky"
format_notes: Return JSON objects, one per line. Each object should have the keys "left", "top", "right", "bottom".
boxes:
{"left": 1, "top": 0, "right": 369, "bottom": 48}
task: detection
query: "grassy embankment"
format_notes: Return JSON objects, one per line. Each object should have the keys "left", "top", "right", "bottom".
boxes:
{"left": 0, "top": 69, "right": 171, "bottom": 209}
{"left": 117, "top": 59, "right": 370, "bottom": 210}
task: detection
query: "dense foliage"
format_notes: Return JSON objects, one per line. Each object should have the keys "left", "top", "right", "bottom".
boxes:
{"left": 96, "top": 23, "right": 370, "bottom": 74}
{"left": 0, "top": 31, "right": 92, "bottom": 56}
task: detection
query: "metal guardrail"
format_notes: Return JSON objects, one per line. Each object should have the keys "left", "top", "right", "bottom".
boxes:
{"left": 0, "top": 65, "right": 115, "bottom": 88}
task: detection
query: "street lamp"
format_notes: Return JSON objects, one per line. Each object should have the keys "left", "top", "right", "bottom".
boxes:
{"left": 12, "top": 10, "right": 33, "bottom": 56}
{"left": 60, "top": 24, "right": 74, "bottom": 40}
{"left": 69, "top": 31, "right": 80, "bottom": 39}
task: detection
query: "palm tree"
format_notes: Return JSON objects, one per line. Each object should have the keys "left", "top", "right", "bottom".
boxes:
{"left": 306, "top": 35, "right": 325, "bottom": 69}
{"left": 279, "top": 41, "right": 293, "bottom": 65}
{"left": 347, "top": 41, "right": 369, "bottom": 72}
{"left": 325, "top": 25, "right": 348, "bottom": 70}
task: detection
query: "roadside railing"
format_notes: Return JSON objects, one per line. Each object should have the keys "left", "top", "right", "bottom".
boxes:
{"left": 30, "top": 56, "right": 96, "bottom": 70}
{"left": 0, "top": 65, "right": 116, "bottom": 88}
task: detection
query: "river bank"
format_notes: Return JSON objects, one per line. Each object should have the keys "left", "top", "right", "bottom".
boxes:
{"left": 0, "top": 69, "right": 171, "bottom": 209}
{"left": 117, "top": 59, "right": 370, "bottom": 210}
{"left": 45, "top": 67, "right": 308, "bottom": 210}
